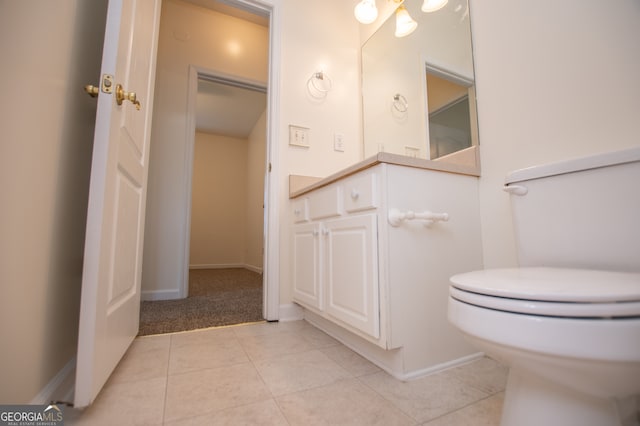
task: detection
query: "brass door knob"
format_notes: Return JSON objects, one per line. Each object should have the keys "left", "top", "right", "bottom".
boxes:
{"left": 115, "top": 84, "right": 141, "bottom": 110}
{"left": 84, "top": 85, "right": 100, "bottom": 97}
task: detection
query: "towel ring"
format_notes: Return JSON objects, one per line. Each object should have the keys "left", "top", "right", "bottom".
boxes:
{"left": 307, "top": 71, "right": 332, "bottom": 97}
{"left": 392, "top": 94, "right": 408, "bottom": 113}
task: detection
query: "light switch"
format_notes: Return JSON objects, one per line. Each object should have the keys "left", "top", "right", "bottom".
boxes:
{"left": 334, "top": 133, "right": 345, "bottom": 152}
{"left": 405, "top": 146, "right": 419, "bottom": 158}
{"left": 289, "top": 125, "right": 310, "bottom": 147}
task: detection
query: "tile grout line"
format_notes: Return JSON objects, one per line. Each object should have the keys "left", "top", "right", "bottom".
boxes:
{"left": 162, "top": 328, "right": 273, "bottom": 424}
{"left": 353, "top": 373, "right": 423, "bottom": 424}
{"left": 160, "top": 334, "right": 175, "bottom": 425}
{"left": 235, "top": 325, "right": 294, "bottom": 425}
{"left": 420, "top": 391, "right": 505, "bottom": 425}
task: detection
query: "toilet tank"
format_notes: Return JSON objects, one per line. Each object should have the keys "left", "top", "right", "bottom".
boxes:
{"left": 504, "top": 147, "right": 640, "bottom": 273}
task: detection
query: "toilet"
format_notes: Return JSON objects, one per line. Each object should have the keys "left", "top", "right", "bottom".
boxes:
{"left": 448, "top": 147, "right": 640, "bottom": 426}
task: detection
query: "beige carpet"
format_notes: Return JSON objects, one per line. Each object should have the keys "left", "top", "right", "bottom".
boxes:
{"left": 138, "top": 268, "right": 264, "bottom": 336}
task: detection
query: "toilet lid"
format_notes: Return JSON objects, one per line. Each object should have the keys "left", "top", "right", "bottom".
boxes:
{"left": 450, "top": 267, "right": 640, "bottom": 318}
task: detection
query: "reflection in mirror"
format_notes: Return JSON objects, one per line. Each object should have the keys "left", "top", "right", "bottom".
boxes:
{"left": 426, "top": 67, "right": 475, "bottom": 159}
{"left": 361, "top": 0, "right": 478, "bottom": 166}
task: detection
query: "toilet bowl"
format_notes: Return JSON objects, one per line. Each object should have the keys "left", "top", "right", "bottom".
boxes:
{"left": 449, "top": 267, "right": 640, "bottom": 426}
{"left": 447, "top": 147, "right": 640, "bottom": 426}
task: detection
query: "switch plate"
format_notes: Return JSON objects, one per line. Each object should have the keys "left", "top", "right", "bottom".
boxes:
{"left": 289, "top": 125, "right": 310, "bottom": 147}
{"left": 405, "top": 146, "right": 419, "bottom": 158}
{"left": 334, "top": 133, "right": 345, "bottom": 152}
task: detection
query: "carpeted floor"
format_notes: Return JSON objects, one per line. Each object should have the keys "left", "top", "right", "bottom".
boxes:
{"left": 138, "top": 268, "right": 264, "bottom": 336}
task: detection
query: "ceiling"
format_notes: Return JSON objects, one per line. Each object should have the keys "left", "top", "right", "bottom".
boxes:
{"left": 183, "top": 0, "right": 269, "bottom": 27}
{"left": 196, "top": 79, "right": 267, "bottom": 138}
{"left": 184, "top": 0, "right": 269, "bottom": 138}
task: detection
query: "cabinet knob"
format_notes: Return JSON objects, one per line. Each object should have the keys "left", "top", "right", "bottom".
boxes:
{"left": 350, "top": 189, "right": 360, "bottom": 200}
{"left": 322, "top": 228, "right": 330, "bottom": 236}
{"left": 294, "top": 208, "right": 300, "bottom": 216}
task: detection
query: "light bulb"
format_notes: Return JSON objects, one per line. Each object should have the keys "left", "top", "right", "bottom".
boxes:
{"left": 354, "top": 0, "right": 378, "bottom": 24}
{"left": 421, "top": 0, "right": 448, "bottom": 13}
{"left": 395, "top": 5, "right": 417, "bottom": 37}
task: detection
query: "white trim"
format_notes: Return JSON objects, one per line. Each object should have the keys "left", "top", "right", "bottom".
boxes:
{"left": 141, "top": 289, "right": 182, "bottom": 301}
{"left": 263, "top": 0, "right": 281, "bottom": 322}
{"left": 149, "top": 265, "right": 265, "bottom": 301}
{"left": 304, "top": 310, "right": 404, "bottom": 375}
{"left": 244, "top": 264, "right": 263, "bottom": 274}
{"left": 189, "top": 263, "right": 245, "bottom": 270}
{"left": 189, "top": 263, "right": 263, "bottom": 273}
{"left": 278, "top": 303, "right": 304, "bottom": 321}
{"left": 31, "top": 357, "right": 76, "bottom": 405}
{"left": 399, "top": 353, "right": 485, "bottom": 381}
{"left": 424, "top": 58, "right": 474, "bottom": 85}
{"left": 197, "top": 71, "right": 266, "bottom": 93}
{"left": 303, "top": 309, "right": 485, "bottom": 381}
{"left": 181, "top": 65, "right": 198, "bottom": 300}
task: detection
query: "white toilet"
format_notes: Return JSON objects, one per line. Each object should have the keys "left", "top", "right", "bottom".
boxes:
{"left": 448, "top": 147, "right": 640, "bottom": 426}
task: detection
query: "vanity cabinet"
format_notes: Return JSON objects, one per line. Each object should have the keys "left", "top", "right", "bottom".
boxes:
{"left": 292, "top": 171, "right": 380, "bottom": 339}
{"left": 290, "top": 158, "right": 484, "bottom": 379}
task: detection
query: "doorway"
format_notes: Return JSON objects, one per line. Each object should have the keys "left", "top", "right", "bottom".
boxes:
{"left": 189, "top": 76, "right": 267, "bottom": 276}
{"left": 139, "top": 0, "right": 279, "bottom": 334}
{"left": 187, "top": 74, "right": 268, "bottom": 331}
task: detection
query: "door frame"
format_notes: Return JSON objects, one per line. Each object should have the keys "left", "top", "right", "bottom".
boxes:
{"left": 179, "top": 0, "right": 280, "bottom": 320}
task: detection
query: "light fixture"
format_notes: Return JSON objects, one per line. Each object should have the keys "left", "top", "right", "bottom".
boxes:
{"left": 421, "top": 0, "right": 448, "bottom": 12}
{"left": 354, "top": 0, "right": 378, "bottom": 24}
{"left": 394, "top": 5, "right": 417, "bottom": 37}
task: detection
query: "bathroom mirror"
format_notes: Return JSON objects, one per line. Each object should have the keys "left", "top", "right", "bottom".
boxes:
{"left": 361, "top": 0, "right": 478, "bottom": 165}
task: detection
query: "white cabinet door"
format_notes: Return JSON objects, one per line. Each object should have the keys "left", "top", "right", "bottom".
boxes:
{"left": 324, "top": 214, "right": 380, "bottom": 339}
{"left": 292, "top": 222, "right": 322, "bottom": 310}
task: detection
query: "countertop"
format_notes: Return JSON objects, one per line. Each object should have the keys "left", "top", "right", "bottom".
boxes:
{"left": 289, "top": 150, "right": 480, "bottom": 198}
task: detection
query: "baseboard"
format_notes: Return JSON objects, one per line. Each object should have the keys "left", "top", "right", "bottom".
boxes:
{"left": 398, "top": 352, "right": 485, "bottom": 381}
{"left": 278, "top": 303, "right": 304, "bottom": 322}
{"left": 143, "top": 266, "right": 264, "bottom": 301}
{"left": 243, "top": 264, "right": 263, "bottom": 274}
{"left": 30, "top": 357, "right": 76, "bottom": 405}
{"left": 303, "top": 309, "right": 486, "bottom": 382}
{"left": 141, "top": 289, "right": 182, "bottom": 301}
{"left": 189, "top": 263, "right": 263, "bottom": 273}
{"left": 189, "top": 263, "right": 244, "bottom": 270}
{"left": 303, "top": 310, "right": 403, "bottom": 377}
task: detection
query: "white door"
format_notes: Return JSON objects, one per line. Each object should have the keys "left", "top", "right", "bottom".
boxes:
{"left": 324, "top": 214, "right": 380, "bottom": 339}
{"left": 75, "top": 0, "right": 161, "bottom": 408}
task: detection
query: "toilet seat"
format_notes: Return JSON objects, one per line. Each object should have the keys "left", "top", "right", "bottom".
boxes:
{"left": 450, "top": 267, "right": 640, "bottom": 318}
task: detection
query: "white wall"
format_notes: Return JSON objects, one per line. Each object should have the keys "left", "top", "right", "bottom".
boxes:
{"left": 469, "top": 0, "right": 640, "bottom": 268}
{"left": 189, "top": 119, "right": 266, "bottom": 272}
{"left": 0, "top": 0, "right": 107, "bottom": 403}
{"left": 189, "top": 132, "right": 248, "bottom": 267}
{"left": 280, "top": 0, "right": 363, "bottom": 178}
{"left": 276, "top": 0, "right": 363, "bottom": 305}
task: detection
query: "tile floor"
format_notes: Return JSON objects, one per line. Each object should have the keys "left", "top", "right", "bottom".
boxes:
{"left": 67, "top": 320, "right": 507, "bottom": 425}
